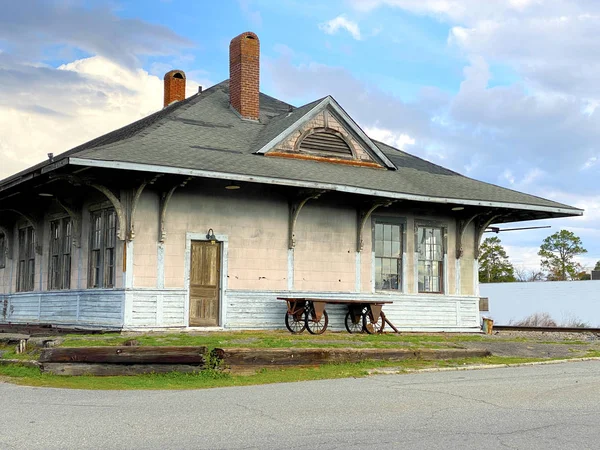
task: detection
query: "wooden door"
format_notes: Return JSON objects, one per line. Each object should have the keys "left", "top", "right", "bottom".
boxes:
{"left": 189, "top": 241, "right": 221, "bottom": 327}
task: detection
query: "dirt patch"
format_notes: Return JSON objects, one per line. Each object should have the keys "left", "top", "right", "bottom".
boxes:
{"left": 461, "top": 331, "right": 600, "bottom": 358}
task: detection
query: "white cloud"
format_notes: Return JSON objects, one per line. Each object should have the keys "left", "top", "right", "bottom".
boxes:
{"left": 0, "top": 56, "right": 204, "bottom": 180}
{"left": 364, "top": 126, "right": 415, "bottom": 149}
{"left": 319, "top": 15, "right": 362, "bottom": 40}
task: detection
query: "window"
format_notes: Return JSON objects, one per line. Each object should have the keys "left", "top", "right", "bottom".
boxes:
{"left": 0, "top": 233, "right": 5, "bottom": 269}
{"left": 89, "top": 209, "right": 117, "bottom": 288}
{"left": 17, "top": 226, "right": 35, "bottom": 292}
{"left": 374, "top": 221, "right": 402, "bottom": 290}
{"left": 49, "top": 218, "right": 72, "bottom": 290}
{"left": 417, "top": 226, "right": 444, "bottom": 293}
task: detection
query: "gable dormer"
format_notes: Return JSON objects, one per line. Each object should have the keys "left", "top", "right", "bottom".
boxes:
{"left": 255, "top": 97, "right": 396, "bottom": 170}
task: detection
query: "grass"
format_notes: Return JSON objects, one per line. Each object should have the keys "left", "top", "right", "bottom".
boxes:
{"left": 0, "top": 355, "right": 549, "bottom": 390}
{"left": 2, "top": 330, "right": 598, "bottom": 390}
{"left": 58, "top": 330, "right": 490, "bottom": 350}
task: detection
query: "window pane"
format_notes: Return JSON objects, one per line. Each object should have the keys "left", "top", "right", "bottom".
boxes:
{"left": 391, "top": 240, "right": 400, "bottom": 258}
{"left": 384, "top": 224, "right": 392, "bottom": 242}
{"left": 392, "top": 225, "right": 400, "bottom": 242}
{"left": 375, "top": 223, "right": 383, "bottom": 241}
{"left": 375, "top": 258, "right": 382, "bottom": 290}
{"left": 383, "top": 239, "right": 392, "bottom": 257}
{"left": 374, "top": 239, "right": 383, "bottom": 257}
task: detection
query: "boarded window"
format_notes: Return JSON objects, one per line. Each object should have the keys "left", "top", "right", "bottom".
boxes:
{"left": 17, "top": 226, "right": 35, "bottom": 292}
{"left": 0, "top": 233, "right": 5, "bottom": 269}
{"left": 417, "top": 226, "right": 444, "bottom": 293}
{"left": 49, "top": 218, "right": 72, "bottom": 290}
{"left": 298, "top": 131, "right": 353, "bottom": 158}
{"left": 89, "top": 209, "right": 117, "bottom": 288}
{"left": 374, "top": 221, "right": 402, "bottom": 291}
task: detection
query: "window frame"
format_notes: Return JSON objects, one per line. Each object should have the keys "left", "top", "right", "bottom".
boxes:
{"left": 415, "top": 223, "right": 447, "bottom": 294}
{"left": 48, "top": 217, "right": 72, "bottom": 290}
{"left": 17, "top": 225, "right": 35, "bottom": 292}
{"left": 88, "top": 208, "right": 117, "bottom": 289}
{"left": 372, "top": 216, "right": 406, "bottom": 292}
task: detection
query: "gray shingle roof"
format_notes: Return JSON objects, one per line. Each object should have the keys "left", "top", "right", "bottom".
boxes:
{"left": 2, "top": 80, "right": 582, "bottom": 215}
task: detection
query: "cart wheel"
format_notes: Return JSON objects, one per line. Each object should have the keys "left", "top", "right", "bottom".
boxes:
{"left": 285, "top": 311, "right": 306, "bottom": 334}
{"left": 344, "top": 311, "right": 364, "bottom": 334}
{"left": 363, "top": 311, "right": 385, "bottom": 334}
{"left": 306, "top": 309, "right": 329, "bottom": 335}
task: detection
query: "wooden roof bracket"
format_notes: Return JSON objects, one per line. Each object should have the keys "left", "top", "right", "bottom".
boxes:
{"left": 356, "top": 200, "right": 395, "bottom": 252}
{"left": 0, "top": 223, "right": 13, "bottom": 260}
{"left": 50, "top": 174, "right": 127, "bottom": 241}
{"left": 0, "top": 209, "right": 42, "bottom": 254}
{"left": 288, "top": 190, "right": 326, "bottom": 249}
{"left": 129, "top": 175, "right": 162, "bottom": 241}
{"left": 54, "top": 198, "right": 82, "bottom": 248}
{"left": 474, "top": 213, "right": 503, "bottom": 259}
{"left": 159, "top": 177, "right": 192, "bottom": 243}
{"left": 455, "top": 212, "right": 482, "bottom": 259}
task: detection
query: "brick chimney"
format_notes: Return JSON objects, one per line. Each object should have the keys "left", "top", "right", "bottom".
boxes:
{"left": 163, "top": 70, "right": 186, "bottom": 107}
{"left": 229, "top": 32, "right": 260, "bottom": 121}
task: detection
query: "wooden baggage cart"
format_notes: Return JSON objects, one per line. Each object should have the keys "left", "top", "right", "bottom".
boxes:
{"left": 277, "top": 297, "right": 396, "bottom": 335}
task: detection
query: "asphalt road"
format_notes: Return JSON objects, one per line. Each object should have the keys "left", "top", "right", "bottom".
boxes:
{"left": 1, "top": 361, "right": 599, "bottom": 450}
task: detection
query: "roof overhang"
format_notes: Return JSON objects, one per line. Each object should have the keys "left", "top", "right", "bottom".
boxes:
{"left": 68, "top": 157, "right": 584, "bottom": 218}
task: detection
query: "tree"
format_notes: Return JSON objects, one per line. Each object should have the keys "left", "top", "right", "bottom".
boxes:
{"left": 595, "top": 260, "right": 600, "bottom": 271}
{"left": 514, "top": 266, "right": 545, "bottom": 282}
{"left": 538, "top": 230, "right": 587, "bottom": 281}
{"left": 478, "top": 237, "right": 516, "bottom": 283}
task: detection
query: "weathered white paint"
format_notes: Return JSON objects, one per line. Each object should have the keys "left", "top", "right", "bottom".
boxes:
{"left": 225, "top": 290, "right": 480, "bottom": 332}
{"left": 455, "top": 259, "right": 461, "bottom": 295}
{"left": 355, "top": 252, "right": 361, "bottom": 292}
{"left": 287, "top": 248, "right": 294, "bottom": 291}
{"left": 157, "top": 243, "right": 165, "bottom": 288}
{"left": 127, "top": 289, "right": 187, "bottom": 327}
{"left": 480, "top": 281, "right": 600, "bottom": 326}
{"left": 474, "top": 260, "right": 479, "bottom": 296}
{"left": 184, "top": 232, "right": 229, "bottom": 328}
{"left": 0, "top": 290, "right": 124, "bottom": 327}
{"left": 125, "top": 240, "right": 134, "bottom": 288}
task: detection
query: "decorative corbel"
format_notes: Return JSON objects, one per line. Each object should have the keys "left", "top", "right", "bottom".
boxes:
{"left": 159, "top": 177, "right": 192, "bottom": 243}
{"left": 455, "top": 213, "right": 481, "bottom": 259}
{"left": 55, "top": 198, "right": 82, "bottom": 248}
{"left": 288, "top": 190, "right": 326, "bottom": 249}
{"left": 356, "top": 200, "right": 395, "bottom": 252}
{"left": 474, "top": 213, "right": 503, "bottom": 258}
{"left": 50, "top": 174, "right": 127, "bottom": 241}
{"left": 129, "top": 175, "right": 162, "bottom": 241}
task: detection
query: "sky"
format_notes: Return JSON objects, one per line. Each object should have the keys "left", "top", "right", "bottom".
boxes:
{"left": 0, "top": 0, "right": 598, "bottom": 273}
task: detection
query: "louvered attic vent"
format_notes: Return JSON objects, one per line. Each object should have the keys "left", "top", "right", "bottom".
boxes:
{"left": 298, "top": 131, "right": 353, "bottom": 157}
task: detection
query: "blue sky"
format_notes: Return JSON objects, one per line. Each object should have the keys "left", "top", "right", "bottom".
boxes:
{"left": 0, "top": 0, "right": 598, "bottom": 273}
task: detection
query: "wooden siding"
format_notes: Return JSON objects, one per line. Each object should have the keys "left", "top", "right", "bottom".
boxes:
{"left": 0, "top": 290, "right": 124, "bottom": 327}
{"left": 225, "top": 290, "right": 480, "bottom": 332}
{"left": 129, "top": 290, "right": 186, "bottom": 327}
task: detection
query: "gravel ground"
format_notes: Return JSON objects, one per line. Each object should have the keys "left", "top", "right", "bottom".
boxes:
{"left": 462, "top": 330, "right": 600, "bottom": 358}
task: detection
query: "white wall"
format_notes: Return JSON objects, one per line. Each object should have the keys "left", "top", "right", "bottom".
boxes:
{"left": 480, "top": 281, "right": 600, "bottom": 326}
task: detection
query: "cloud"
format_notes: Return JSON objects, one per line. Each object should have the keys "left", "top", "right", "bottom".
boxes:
{"left": 319, "top": 15, "right": 362, "bottom": 40}
{"left": 0, "top": 1, "right": 193, "bottom": 69}
{"left": 364, "top": 126, "right": 415, "bottom": 149}
{"left": 0, "top": 56, "right": 204, "bottom": 180}
{"left": 238, "top": 0, "right": 263, "bottom": 27}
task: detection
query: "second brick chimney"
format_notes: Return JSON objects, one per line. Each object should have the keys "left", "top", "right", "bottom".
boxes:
{"left": 229, "top": 31, "right": 260, "bottom": 121}
{"left": 164, "top": 70, "right": 186, "bottom": 107}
